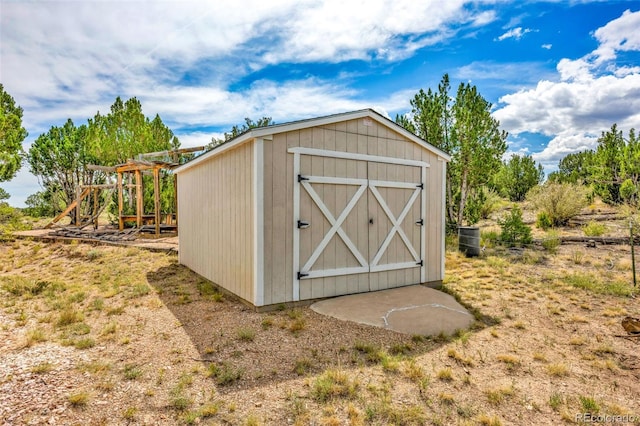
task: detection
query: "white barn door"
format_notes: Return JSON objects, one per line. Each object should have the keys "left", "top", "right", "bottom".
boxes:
{"left": 291, "top": 148, "right": 427, "bottom": 301}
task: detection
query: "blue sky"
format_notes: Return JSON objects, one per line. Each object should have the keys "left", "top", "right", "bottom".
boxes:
{"left": 2, "top": 0, "right": 640, "bottom": 207}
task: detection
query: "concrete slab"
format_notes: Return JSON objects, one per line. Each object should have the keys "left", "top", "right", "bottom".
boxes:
{"left": 311, "top": 285, "right": 474, "bottom": 336}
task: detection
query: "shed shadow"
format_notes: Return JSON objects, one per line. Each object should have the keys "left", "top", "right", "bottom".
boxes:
{"left": 146, "top": 264, "right": 486, "bottom": 392}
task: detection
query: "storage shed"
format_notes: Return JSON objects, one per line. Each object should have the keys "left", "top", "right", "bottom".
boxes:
{"left": 175, "top": 109, "right": 450, "bottom": 308}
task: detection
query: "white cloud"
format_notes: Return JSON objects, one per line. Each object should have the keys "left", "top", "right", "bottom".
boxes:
{"left": 531, "top": 132, "right": 599, "bottom": 169}
{"left": 496, "top": 27, "right": 532, "bottom": 41}
{"left": 591, "top": 9, "right": 640, "bottom": 65}
{"left": 542, "top": 44, "right": 552, "bottom": 50}
{"left": 494, "top": 9, "right": 640, "bottom": 170}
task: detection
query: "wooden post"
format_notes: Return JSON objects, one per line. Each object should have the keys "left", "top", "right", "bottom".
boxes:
{"left": 75, "top": 186, "right": 81, "bottom": 226}
{"left": 92, "top": 188, "right": 99, "bottom": 229}
{"left": 135, "top": 169, "right": 143, "bottom": 228}
{"left": 154, "top": 167, "right": 160, "bottom": 236}
{"left": 117, "top": 172, "right": 124, "bottom": 230}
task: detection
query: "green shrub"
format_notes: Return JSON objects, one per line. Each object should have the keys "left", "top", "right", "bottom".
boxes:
{"left": 583, "top": 221, "right": 607, "bottom": 237}
{"left": 0, "top": 202, "right": 31, "bottom": 240}
{"left": 498, "top": 206, "right": 532, "bottom": 247}
{"left": 464, "top": 187, "right": 503, "bottom": 224}
{"left": 536, "top": 211, "right": 553, "bottom": 230}
{"left": 528, "top": 182, "right": 588, "bottom": 226}
{"left": 541, "top": 230, "right": 561, "bottom": 253}
{"left": 620, "top": 179, "right": 637, "bottom": 204}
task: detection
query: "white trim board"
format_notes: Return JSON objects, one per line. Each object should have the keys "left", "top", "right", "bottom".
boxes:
{"left": 253, "top": 139, "right": 265, "bottom": 306}
{"left": 289, "top": 147, "right": 430, "bottom": 168}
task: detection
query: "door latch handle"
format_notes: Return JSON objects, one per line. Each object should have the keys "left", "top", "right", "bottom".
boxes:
{"left": 369, "top": 218, "right": 374, "bottom": 224}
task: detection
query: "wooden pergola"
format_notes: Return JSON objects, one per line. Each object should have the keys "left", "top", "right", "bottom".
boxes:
{"left": 46, "top": 147, "right": 204, "bottom": 237}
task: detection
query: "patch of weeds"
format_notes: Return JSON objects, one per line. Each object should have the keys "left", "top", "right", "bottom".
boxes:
{"left": 364, "top": 400, "right": 426, "bottom": 425}
{"left": 206, "top": 363, "right": 244, "bottom": 386}
{"left": 570, "top": 336, "right": 586, "bottom": 346}
{"left": 289, "top": 318, "right": 306, "bottom": 334}
{"left": 1, "top": 276, "right": 51, "bottom": 297}
{"left": 294, "top": 358, "right": 313, "bottom": 376}
{"left": 532, "top": 352, "right": 547, "bottom": 362}
{"left": 236, "top": 327, "right": 256, "bottom": 342}
{"left": 411, "top": 334, "right": 426, "bottom": 344}
{"left": 85, "top": 249, "right": 102, "bottom": 261}
{"left": 562, "top": 273, "right": 633, "bottom": 297}
{"left": 245, "top": 414, "right": 261, "bottom": 425}
{"left": 583, "top": 221, "right": 607, "bottom": 237}
{"left": 402, "top": 359, "right": 426, "bottom": 383}
{"left": 354, "top": 341, "right": 384, "bottom": 364}
{"left": 571, "top": 250, "right": 585, "bottom": 265}
{"left": 549, "top": 392, "right": 563, "bottom": 411}
{"left": 169, "top": 388, "right": 192, "bottom": 411}
{"left": 496, "top": 354, "right": 520, "bottom": 369}
{"left": 25, "top": 327, "right": 47, "bottom": 347}
{"left": 106, "top": 305, "right": 125, "bottom": 316}
{"left": 101, "top": 321, "right": 118, "bottom": 336}
{"left": 541, "top": 230, "right": 561, "bottom": 253}
{"left": 381, "top": 353, "right": 400, "bottom": 373}
{"left": 512, "top": 321, "right": 526, "bottom": 330}
{"left": 123, "top": 364, "right": 143, "bottom": 380}
{"left": 311, "top": 369, "right": 359, "bottom": 403}
{"left": 390, "top": 343, "right": 412, "bottom": 355}
{"left": 128, "top": 283, "right": 149, "bottom": 299}
{"left": 196, "top": 280, "right": 224, "bottom": 302}
{"left": 477, "top": 414, "right": 503, "bottom": 426}
{"left": 436, "top": 367, "right": 453, "bottom": 381}
{"left": 457, "top": 404, "right": 476, "bottom": 419}
{"left": 74, "top": 338, "right": 95, "bottom": 350}
{"left": 68, "top": 391, "right": 90, "bottom": 407}
{"left": 447, "top": 348, "right": 474, "bottom": 366}
{"left": 78, "top": 361, "right": 111, "bottom": 377}
{"left": 68, "top": 322, "right": 91, "bottom": 336}
{"left": 433, "top": 331, "right": 451, "bottom": 343}
{"left": 67, "top": 291, "right": 86, "bottom": 304}
{"left": 546, "top": 363, "right": 569, "bottom": 377}
{"left": 122, "top": 407, "right": 137, "bottom": 421}
{"left": 438, "top": 392, "right": 455, "bottom": 405}
{"left": 30, "top": 362, "right": 53, "bottom": 374}
{"left": 261, "top": 317, "right": 274, "bottom": 330}
{"left": 485, "top": 385, "right": 515, "bottom": 405}
{"left": 579, "top": 396, "right": 600, "bottom": 414}
{"left": 594, "top": 345, "right": 615, "bottom": 356}
{"left": 56, "top": 308, "right": 84, "bottom": 327}
{"left": 286, "top": 391, "right": 309, "bottom": 422}
{"left": 198, "top": 402, "right": 220, "bottom": 418}
{"left": 286, "top": 309, "right": 303, "bottom": 320}
{"left": 91, "top": 297, "right": 104, "bottom": 311}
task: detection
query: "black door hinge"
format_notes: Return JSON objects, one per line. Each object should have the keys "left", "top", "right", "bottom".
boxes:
{"left": 416, "top": 260, "right": 423, "bottom": 266}
{"left": 297, "top": 220, "right": 310, "bottom": 229}
{"left": 297, "top": 272, "right": 309, "bottom": 280}
{"left": 416, "top": 183, "right": 424, "bottom": 189}
{"left": 298, "top": 174, "right": 309, "bottom": 182}
{"left": 415, "top": 219, "right": 424, "bottom": 226}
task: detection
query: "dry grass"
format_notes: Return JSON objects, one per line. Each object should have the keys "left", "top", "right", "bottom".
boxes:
{"left": 1, "top": 231, "right": 638, "bottom": 425}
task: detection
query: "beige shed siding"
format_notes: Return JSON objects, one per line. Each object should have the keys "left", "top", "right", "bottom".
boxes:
{"left": 178, "top": 142, "right": 254, "bottom": 303}
{"left": 261, "top": 117, "right": 445, "bottom": 304}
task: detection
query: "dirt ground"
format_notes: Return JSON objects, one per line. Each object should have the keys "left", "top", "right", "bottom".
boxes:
{"left": 1, "top": 214, "right": 639, "bottom": 424}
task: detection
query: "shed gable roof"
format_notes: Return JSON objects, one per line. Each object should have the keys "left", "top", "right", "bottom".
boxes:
{"left": 175, "top": 108, "right": 450, "bottom": 174}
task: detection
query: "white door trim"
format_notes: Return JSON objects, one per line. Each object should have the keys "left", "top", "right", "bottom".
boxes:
{"left": 300, "top": 179, "right": 369, "bottom": 274}
{"left": 368, "top": 183, "right": 422, "bottom": 268}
